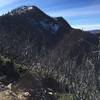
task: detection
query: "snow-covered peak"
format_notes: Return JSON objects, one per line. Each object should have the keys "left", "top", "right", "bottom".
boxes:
{"left": 8, "top": 6, "right": 39, "bottom": 16}
{"left": 27, "top": 6, "right": 33, "bottom": 10}
{"left": 19, "top": 6, "right": 34, "bottom": 11}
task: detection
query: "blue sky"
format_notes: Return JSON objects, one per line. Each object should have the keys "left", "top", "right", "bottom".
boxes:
{"left": 0, "top": 0, "right": 100, "bottom": 30}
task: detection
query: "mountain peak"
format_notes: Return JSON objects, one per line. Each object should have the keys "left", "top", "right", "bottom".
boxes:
{"left": 8, "top": 6, "right": 41, "bottom": 16}
{"left": 54, "top": 17, "right": 71, "bottom": 31}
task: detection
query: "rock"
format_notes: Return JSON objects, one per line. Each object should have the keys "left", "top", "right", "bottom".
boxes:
{"left": 7, "top": 83, "right": 12, "bottom": 90}
{"left": 24, "top": 92, "right": 31, "bottom": 97}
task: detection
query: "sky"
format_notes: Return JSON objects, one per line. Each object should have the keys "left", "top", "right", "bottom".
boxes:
{"left": 0, "top": 0, "right": 100, "bottom": 30}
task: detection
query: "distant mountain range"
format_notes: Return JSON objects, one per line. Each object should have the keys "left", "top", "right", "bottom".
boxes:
{"left": 88, "top": 30, "right": 100, "bottom": 33}
{"left": 0, "top": 6, "right": 100, "bottom": 100}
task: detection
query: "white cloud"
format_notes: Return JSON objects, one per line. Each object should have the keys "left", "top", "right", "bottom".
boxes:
{"left": 72, "top": 24, "right": 100, "bottom": 30}
{"left": 0, "top": 0, "right": 16, "bottom": 7}
{"left": 47, "top": 4, "right": 100, "bottom": 17}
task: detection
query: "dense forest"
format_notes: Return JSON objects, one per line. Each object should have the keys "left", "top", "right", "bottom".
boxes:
{"left": 0, "top": 6, "right": 100, "bottom": 100}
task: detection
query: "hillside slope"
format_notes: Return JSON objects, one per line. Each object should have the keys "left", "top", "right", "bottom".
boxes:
{"left": 0, "top": 6, "right": 100, "bottom": 100}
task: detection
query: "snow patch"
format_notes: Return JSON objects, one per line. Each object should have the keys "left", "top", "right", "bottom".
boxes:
{"left": 51, "top": 24, "right": 59, "bottom": 32}
{"left": 28, "top": 7, "right": 33, "bottom": 10}
{"left": 40, "top": 21, "right": 60, "bottom": 33}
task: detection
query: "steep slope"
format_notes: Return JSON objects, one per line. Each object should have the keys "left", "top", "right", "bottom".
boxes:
{"left": 41, "top": 29, "right": 99, "bottom": 100}
{"left": 0, "top": 6, "right": 71, "bottom": 64}
{"left": 0, "top": 5, "right": 100, "bottom": 100}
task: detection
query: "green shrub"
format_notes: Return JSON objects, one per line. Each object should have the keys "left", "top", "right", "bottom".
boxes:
{"left": 56, "top": 93, "right": 73, "bottom": 100}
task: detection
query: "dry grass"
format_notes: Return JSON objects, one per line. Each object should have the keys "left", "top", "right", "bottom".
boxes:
{"left": 0, "top": 89, "right": 30, "bottom": 100}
